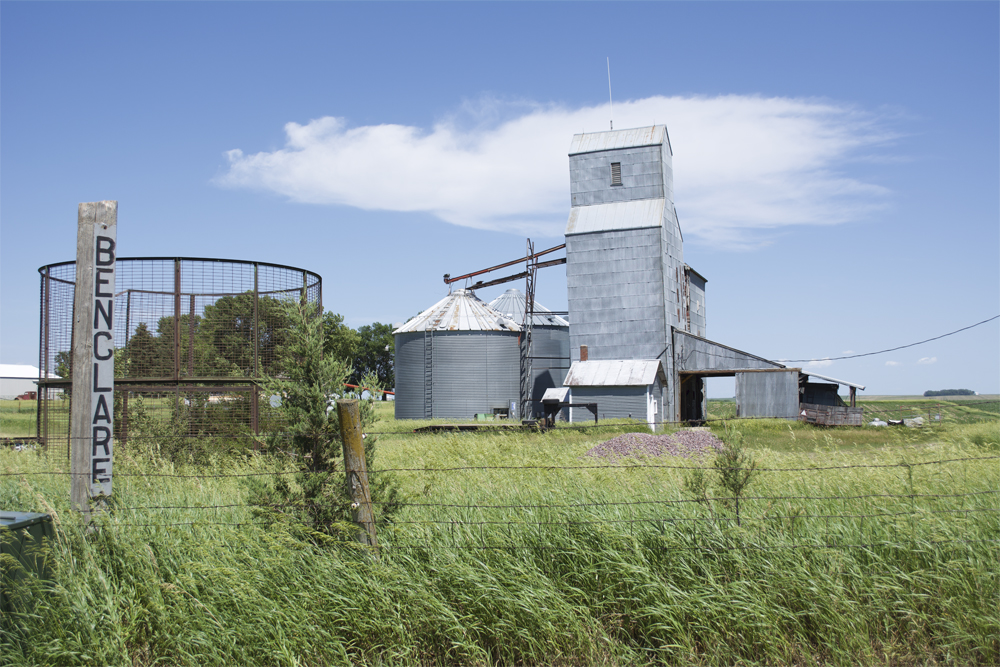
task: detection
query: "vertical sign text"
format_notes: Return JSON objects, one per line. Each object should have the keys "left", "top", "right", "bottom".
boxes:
{"left": 91, "top": 230, "right": 115, "bottom": 495}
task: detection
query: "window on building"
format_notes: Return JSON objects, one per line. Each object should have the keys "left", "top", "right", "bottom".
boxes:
{"left": 611, "top": 162, "right": 622, "bottom": 186}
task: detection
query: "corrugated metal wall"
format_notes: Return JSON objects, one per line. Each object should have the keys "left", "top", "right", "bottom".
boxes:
{"left": 394, "top": 330, "right": 520, "bottom": 419}
{"left": 735, "top": 370, "right": 800, "bottom": 419}
{"left": 569, "top": 146, "right": 665, "bottom": 207}
{"left": 686, "top": 271, "right": 706, "bottom": 338}
{"left": 528, "top": 325, "right": 569, "bottom": 419}
{"left": 566, "top": 227, "right": 667, "bottom": 363}
{"left": 394, "top": 332, "right": 428, "bottom": 419}
{"left": 673, "top": 330, "right": 783, "bottom": 372}
{"left": 569, "top": 385, "right": 647, "bottom": 423}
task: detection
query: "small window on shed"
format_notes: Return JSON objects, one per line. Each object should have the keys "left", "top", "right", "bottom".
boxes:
{"left": 610, "top": 162, "right": 622, "bottom": 186}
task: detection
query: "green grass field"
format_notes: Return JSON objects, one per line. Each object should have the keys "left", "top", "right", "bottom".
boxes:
{"left": 2, "top": 401, "right": 998, "bottom": 666}
{"left": 0, "top": 400, "right": 38, "bottom": 439}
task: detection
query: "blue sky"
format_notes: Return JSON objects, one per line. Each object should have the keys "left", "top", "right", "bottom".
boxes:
{"left": 2, "top": 1, "right": 997, "bottom": 396}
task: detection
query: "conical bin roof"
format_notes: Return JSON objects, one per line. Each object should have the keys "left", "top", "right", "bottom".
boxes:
{"left": 393, "top": 289, "right": 520, "bottom": 333}
{"left": 489, "top": 288, "right": 568, "bottom": 327}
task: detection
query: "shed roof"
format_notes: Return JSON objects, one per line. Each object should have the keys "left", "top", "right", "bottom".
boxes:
{"left": 802, "top": 371, "right": 866, "bottom": 391}
{"left": 488, "top": 288, "right": 568, "bottom": 327}
{"left": 393, "top": 289, "right": 520, "bottom": 334}
{"left": 566, "top": 199, "right": 665, "bottom": 236}
{"left": 0, "top": 364, "right": 56, "bottom": 379}
{"left": 569, "top": 125, "right": 668, "bottom": 156}
{"left": 564, "top": 360, "right": 665, "bottom": 387}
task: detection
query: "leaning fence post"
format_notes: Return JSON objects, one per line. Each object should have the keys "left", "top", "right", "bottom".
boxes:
{"left": 336, "top": 399, "right": 378, "bottom": 550}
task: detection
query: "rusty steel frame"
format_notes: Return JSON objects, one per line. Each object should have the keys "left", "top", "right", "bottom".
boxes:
{"left": 36, "top": 256, "right": 322, "bottom": 454}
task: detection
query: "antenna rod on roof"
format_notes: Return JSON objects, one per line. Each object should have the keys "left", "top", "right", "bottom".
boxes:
{"left": 607, "top": 57, "right": 613, "bottom": 131}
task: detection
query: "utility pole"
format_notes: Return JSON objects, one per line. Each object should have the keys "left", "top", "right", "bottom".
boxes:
{"left": 70, "top": 201, "right": 117, "bottom": 521}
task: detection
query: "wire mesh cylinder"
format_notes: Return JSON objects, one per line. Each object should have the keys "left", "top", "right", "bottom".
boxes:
{"left": 37, "top": 257, "right": 322, "bottom": 458}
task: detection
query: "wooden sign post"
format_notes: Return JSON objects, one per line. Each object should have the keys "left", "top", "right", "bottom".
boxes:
{"left": 70, "top": 201, "right": 117, "bottom": 519}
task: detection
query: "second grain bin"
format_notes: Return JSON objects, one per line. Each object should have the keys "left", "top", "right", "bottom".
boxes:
{"left": 489, "top": 288, "right": 570, "bottom": 419}
{"left": 393, "top": 289, "right": 521, "bottom": 420}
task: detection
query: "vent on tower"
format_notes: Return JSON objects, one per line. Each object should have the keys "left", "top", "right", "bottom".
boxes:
{"left": 610, "top": 162, "right": 622, "bottom": 186}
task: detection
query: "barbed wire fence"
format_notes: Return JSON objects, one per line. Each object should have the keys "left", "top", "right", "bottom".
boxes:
{"left": 5, "top": 424, "right": 997, "bottom": 554}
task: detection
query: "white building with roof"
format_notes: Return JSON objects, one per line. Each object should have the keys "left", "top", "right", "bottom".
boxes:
{"left": 0, "top": 364, "right": 45, "bottom": 400}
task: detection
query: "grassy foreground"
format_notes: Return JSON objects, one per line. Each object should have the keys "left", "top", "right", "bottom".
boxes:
{"left": 2, "top": 410, "right": 998, "bottom": 666}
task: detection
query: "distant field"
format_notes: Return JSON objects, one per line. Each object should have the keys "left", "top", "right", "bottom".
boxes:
{"left": 0, "top": 399, "right": 37, "bottom": 438}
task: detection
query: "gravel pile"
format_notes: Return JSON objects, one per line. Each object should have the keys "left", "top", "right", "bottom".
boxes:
{"left": 584, "top": 429, "right": 725, "bottom": 460}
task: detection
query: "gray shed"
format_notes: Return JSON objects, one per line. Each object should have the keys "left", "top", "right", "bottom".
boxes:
{"left": 488, "top": 288, "right": 570, "bottom": 419}
{"left": 393, "top": 289, "right": 521, "bottom": 420}
{"left": 563, "top": 359, "right": 666, "bottom": 429}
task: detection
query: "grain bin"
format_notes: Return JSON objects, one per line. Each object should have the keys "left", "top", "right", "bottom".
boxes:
{"left": 488, "top": 288, "right": 569, "bottom": 419}
{"left": 393, "top": 289, "right": 521, "bottom": 420}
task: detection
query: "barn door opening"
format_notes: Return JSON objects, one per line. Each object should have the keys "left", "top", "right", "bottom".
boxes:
{"left": 680, "top": 374, "right": 705, "bottom": 424}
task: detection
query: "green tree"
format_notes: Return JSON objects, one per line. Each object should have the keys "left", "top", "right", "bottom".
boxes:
{"left": 322, "top": 312, "right": 360, "bottom": 368}
{"left": 54, "top": 351, "right": 72, "bottom": 379}
{"left": 250, "top": 301, "right": 403, "bottom": 542}
{"left": 126, "top": 322, "right": 169, "bottom": 377}
{"left": 353, "top": 322, "right": 394, "bottom": 395}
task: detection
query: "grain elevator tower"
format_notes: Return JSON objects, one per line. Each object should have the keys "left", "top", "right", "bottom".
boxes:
{"left": 564, "top": 125, "right": 686, "bottom": 423}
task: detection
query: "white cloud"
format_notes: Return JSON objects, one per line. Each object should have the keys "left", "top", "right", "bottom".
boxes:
{"left": 804, "top": 358, "right": 834, "bottom": 369}
{"left": 841, "top": 350, "right": 855, "bottom": 355}
{"left": 918, "top": 357, "right": 937, "bottom": 365}
{"left": 217, "top": 95, "right": 893, "bottom": 246}
{"left": 885, "top": 361, "right": 902, "bottom": 367}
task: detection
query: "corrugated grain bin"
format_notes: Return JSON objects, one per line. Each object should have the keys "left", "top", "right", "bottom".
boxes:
{"left": 489, "top": 289, "right": 570, "bottom": 419}
{"left": 393, "top": 289, "right": 521, "bottom": 420}
{"left": 1, "top": 511, "right": 55, "bottom": 614}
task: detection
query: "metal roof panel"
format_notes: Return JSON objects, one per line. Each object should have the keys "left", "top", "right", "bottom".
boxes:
{"left": 393, "top": 289, "right": 520, "bottom": 333}
{"left": 488, "top": 288, "right": 569, "bottom": 327}
{"left": 569, "top": 125, "right": 667, "bottom": 155}
{"left": 564, "top": 359, "right": 664, "bottom": 386}
{"left": 802, "top": 371, "right": 866, "bottom": 391}
{"left": 566, "top": 199, "right": 665, "bottom": 236}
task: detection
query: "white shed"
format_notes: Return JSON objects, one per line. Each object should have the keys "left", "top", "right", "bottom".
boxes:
{"left": 563, "top": 359, "right": 666, "bottom": 429}
{"left": 0, "top": 364, "right": 43, "bottom": 400}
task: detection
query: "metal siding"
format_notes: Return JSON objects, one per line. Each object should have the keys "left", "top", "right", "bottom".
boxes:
{"left": 569, "top": 146, "right": 664, "bottom": 208}
{"left": 529, "top": 325, "right": 570, "bottom": 417}
{"left": 567, "top": 228, "right": 666, "bottom": 363}
{"left": 429, "top": 333, "right": 481, "bottom": 419}
{"left": 736, "top": 370, "right": 800, "bottom": 419}
{"left": 564, "top": 125, "right": 680, "bottom": 422}
{"left": 674, "top": 330, "right": 784, "bottom": 372}
{"left": 569, "top": 386, "right": 647, "bottom": 422}
{"left": 393, "top": 332, "right": 426, "bottom": 419}
{"left": 395, "top": 330, "right": 520, "bottom": 420}
{"left": 687, "top": 272, "right": 707, "bottom": 338}
{"left": 486, "top": 332, "right": 520, "bottom": 413}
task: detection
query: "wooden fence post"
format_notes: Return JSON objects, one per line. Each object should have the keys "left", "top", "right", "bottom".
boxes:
{"left": 336, "top": 399, "right": 378, "bottom": 550}
{"left": 70, "top": 201, "right": 117, "bottom": 521}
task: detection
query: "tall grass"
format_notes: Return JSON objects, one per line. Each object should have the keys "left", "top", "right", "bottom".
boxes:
{"left": 2, "top": 417, "right": 998, "bottom": 666}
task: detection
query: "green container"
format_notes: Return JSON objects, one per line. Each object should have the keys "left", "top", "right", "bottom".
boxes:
{"left": 1, "top": 511, "right": 55, "bottom": 614}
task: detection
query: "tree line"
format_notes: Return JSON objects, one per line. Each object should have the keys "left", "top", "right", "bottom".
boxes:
{"left": 54, "top": 293, "right": 395, "bottom": 395}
